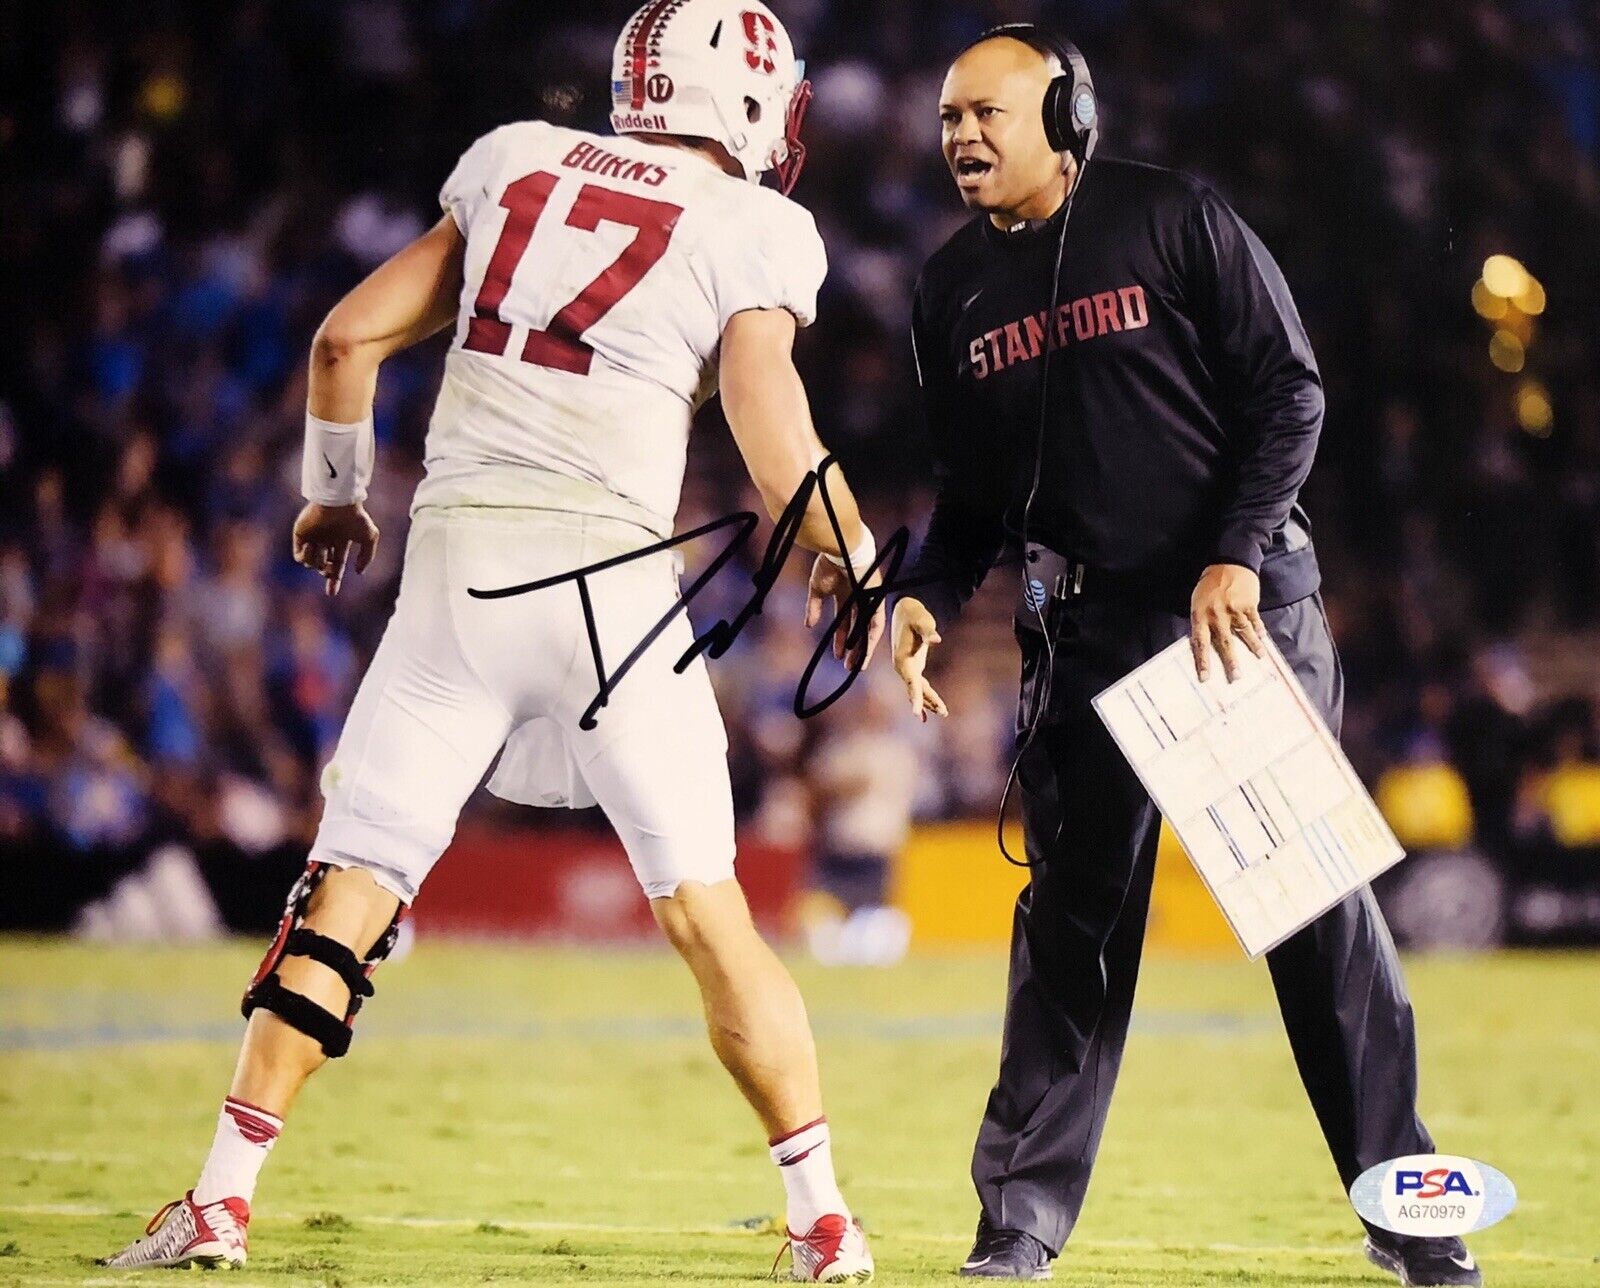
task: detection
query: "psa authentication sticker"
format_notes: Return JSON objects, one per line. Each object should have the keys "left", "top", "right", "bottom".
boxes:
{"left": 1349, "top": 1154, "right": 1516, "bottom": 1237}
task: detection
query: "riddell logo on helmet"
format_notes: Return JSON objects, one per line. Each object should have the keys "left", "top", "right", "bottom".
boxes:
{"left": 612, "top": 111, "right": 669, "bottom": 131}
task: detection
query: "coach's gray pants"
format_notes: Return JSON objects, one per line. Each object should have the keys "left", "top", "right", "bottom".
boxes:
{"left": 971, "top": 593, "right": 1434, "bottom": 1253}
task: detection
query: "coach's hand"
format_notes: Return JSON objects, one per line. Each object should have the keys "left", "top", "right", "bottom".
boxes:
{"left": 806, "top": 555, "right": 886, "bottom": 670}
{"left": 1190, "top": 562, "right": 1265, "bottom": 683}
{"left": 293, "top": 502, "right": 379, "bottom": 598}
{"left": 892, "top": 597, "right": 947, "bottom": 721}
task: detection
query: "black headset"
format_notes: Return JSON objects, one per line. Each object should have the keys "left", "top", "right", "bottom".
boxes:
{"left": 966, "top": 22, "right": 1099, "bottom": 170}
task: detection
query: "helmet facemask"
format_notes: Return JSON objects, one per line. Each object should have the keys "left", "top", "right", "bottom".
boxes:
{"left": 772, "top": 71, "right": 812, "bottom": 195}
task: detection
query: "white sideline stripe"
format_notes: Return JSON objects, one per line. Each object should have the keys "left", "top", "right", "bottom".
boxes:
{"left": 25, "top": 1273, "right": 284, "bottom": 1286}
{"left": 1, "top": 1203, "right": 1588, "bottom": 1266}
{"left": 538, "top": 1162, "right": 946, "bottom": 1192}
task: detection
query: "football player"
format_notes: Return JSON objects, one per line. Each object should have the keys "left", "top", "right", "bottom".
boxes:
{"left": 105, "top": 2, "right": 878, "bottom": 1281}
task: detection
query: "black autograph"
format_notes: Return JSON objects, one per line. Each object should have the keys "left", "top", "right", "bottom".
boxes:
{"left": 467, "top": 456, "right": 918, "bottom": 731}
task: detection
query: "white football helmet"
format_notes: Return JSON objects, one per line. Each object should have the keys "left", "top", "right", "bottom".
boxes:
{"left": 610, "top": 0, "right": 813, "bottom": 194}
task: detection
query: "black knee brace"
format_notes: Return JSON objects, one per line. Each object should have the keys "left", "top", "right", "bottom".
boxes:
{"left": 241, "top": 862, "right": 405, "bottom": 1057}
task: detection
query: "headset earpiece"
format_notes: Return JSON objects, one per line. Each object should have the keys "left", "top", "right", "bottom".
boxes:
{"left": 1040, "top": 40, "right": 1098, "bottom": 170}
{"left": 974, "top": 23, "right": 1098, "bottom": 171}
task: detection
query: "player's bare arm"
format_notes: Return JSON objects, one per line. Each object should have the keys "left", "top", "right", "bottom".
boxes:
{"left": 294, "top": 215, "right": 466, "bottom": 595}
{"left": 720, "top": 307, "right": 885, "bottom": 668}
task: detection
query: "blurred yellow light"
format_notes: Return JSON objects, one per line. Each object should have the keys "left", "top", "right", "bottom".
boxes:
{"left": 139, "top": 73, "right": 187, "bottom": 122}
{"left": 1465, "top": 280, "right": 1504, "bottom": 320}
{"left": 1515, "top": 278, "right": 1546, "bottom": 315}
{"left": 1471, "top": 279, "right": 1508, "bottom": 320}
{"left": 1489, "top": 330, "right": 1525, "bottom": 372}
{"left": 1503, "top": 310, "right": 1534, "bottom": 345}
{"left": 1517, "top": 380, "right": 1553, "bottom": 435}
{"left": 1482, "top": 254, "right": 1531, "bottom": 298}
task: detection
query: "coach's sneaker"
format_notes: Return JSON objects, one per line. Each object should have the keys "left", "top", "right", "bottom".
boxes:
{"left": 1364, "top": 1232, "right": 1483, "bottom": 1286}
{"left": 102, "top": 1191, "right": 249, "bottom": 1269}
{"left": 778, "top": 1213, "right": 874, "bottom": 1282}
{"left": 959, "top": 1212, "right": 1053, "bottom": 1279}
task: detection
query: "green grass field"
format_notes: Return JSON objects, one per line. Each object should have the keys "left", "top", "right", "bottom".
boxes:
{"left": 0, "top": 939, "right": 1596, "bottom": 1286}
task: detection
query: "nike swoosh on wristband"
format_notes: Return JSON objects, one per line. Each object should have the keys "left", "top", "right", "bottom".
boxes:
{"left": 323, "top": 454, "right": 338, "bottom": 479}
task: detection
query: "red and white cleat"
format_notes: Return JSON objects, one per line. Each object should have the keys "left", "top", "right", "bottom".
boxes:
{"left": 778, "top": 1213, "right": 874, "bottom": 1283}
{"left": 101, "top": 1191, "right": 249, "bottom": 1269}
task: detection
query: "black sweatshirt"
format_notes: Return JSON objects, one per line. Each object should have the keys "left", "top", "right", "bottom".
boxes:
{"left": 904, "top": 157, "right": 1324, "bottom": 624}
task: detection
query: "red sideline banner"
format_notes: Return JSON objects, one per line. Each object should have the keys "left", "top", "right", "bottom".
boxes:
{"left": 412, "top": 821, "right": 804, "bottom": 939}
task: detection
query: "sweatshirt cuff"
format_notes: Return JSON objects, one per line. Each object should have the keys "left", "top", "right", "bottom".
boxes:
{"left": 1214, "top": 522, "right": 1267, "bottom": 573}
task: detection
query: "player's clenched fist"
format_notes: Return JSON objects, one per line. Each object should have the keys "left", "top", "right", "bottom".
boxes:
{"left": 292, "top": 502, "right": 379, "bottom": 597}
{"left": 891, "top": 596, "right": 948, "bottom": 721}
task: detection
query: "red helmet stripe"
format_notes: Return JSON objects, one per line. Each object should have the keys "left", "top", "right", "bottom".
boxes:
{"left": 629, "top": 0, "right": 680, "bottom": 110}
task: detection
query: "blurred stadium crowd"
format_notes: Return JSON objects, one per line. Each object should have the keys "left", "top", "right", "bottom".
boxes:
{"left": 2, "top": 0, "right": 1599, "bottom": 939}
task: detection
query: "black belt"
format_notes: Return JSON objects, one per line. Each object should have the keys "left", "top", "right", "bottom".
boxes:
{"left": 1014, "top": 542, "right": 1192, "bottom": 627}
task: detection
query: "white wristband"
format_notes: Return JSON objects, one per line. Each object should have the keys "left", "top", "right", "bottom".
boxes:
{"left": 302, "top": 413, "right": 374, "bottom": 506}
{"left": 822, "top": 528, "right": 877, "bottom": 576}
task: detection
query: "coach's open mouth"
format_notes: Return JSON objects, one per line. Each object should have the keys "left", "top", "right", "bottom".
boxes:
{"left": 955, "top": 157, "right": 993, "bottom": 190}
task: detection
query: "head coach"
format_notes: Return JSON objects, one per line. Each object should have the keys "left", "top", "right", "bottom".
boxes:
{"left": 888, "top": 25, "right": 1481, "bottom": 1287}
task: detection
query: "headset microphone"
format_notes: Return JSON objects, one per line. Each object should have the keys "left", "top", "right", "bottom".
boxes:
{"left": 971, "top": 24, "right": 1098, "bottom": 867}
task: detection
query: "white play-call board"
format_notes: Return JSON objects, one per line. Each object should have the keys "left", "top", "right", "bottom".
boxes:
{"left": 1092, "top": 633, "right": 1405, "bottom": 958}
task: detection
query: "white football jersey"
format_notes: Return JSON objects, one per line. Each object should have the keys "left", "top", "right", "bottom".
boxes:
{"left": 412, "top": 120, "right": 827, "bottom": 538}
